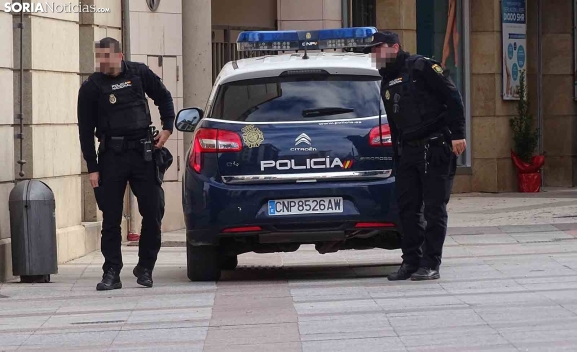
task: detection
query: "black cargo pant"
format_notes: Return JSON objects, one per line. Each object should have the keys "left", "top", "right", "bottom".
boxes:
{"left": 395, "top": 136, "right": 457, "bottom": 270}
{"left": 93, "top": 145, "right": 165, "bottom": 273}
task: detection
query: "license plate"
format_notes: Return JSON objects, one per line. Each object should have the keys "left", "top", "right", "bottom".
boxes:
{"left": 268, "top": 197, "right": 343, "bottom": 216}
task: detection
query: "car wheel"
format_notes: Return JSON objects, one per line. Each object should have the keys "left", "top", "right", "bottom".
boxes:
{"left": 186, "top": 243, "right": 221, "bottom": 281}
{"left": 220, "top": 255, "right": 238, "bottom": 270}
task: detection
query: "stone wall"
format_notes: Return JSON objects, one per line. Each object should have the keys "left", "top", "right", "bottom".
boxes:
{"left": 278, "top": 0, "right": 342, "bottom": 30}
{"left": 0, "top": 11, "right": 14, "bottom": 281}
{"left": 534, "top": 0, "right": 576, "bottom": 187}
{"left": 376, "top": 0, "right": 417, "bottom": 54}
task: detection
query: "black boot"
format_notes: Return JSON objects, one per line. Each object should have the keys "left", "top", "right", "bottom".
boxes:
{"left": 388, "top": 263, "right": 419, "bottom": 281}
{"left": 96, "top": 268, "right": 122, "bottom": 291}
{"left": 133, "top": 265, "right": 153, "bottom": 287}
{"left": 410, "top": 267, "right": 440, "bottom": 281}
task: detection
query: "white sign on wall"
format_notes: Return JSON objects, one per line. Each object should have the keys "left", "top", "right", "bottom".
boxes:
{"left": 501, "top": 0, "right": 527, "bottom": 100}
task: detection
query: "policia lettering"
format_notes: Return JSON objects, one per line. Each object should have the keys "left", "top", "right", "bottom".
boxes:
{"left": 77, "top": 38, "right": 175, "bottom": 291}
{"left": 367, "top": 31, "right": 466, "bottom": 282}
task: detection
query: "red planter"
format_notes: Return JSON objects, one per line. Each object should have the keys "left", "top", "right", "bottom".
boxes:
{"left": 511, "top": 150, "right": 545, "bottom": 193}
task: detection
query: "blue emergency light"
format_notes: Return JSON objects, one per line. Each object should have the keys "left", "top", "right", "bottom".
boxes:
{"left": 236, "top": 27, "right": 377, "bottom": 52}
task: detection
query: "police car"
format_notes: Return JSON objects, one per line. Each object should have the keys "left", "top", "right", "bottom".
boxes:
{"left": 175, "top": 27, "right": 401, "bottom": 281}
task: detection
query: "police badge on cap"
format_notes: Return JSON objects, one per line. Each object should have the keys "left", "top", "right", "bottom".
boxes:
{"left": 109, "top": 94, "right": 116, "bottom": 104}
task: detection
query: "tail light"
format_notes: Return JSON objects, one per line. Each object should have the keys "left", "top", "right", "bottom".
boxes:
{"left": 190, "top": 128, "right": 242, "bottom": 173}
{"left": 369, "top": 124, "right": 392, "bottom": 147}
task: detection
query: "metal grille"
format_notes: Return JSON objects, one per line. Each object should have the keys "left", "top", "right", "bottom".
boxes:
{"left": 212, "top": 26, "right": 278, "bottom": 83}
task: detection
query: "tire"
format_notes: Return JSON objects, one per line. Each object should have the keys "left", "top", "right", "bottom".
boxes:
{"left": 220, "top": 255, "right": 238, "bottom": 271}
{"left": 187, "top": 243, "right": 221, "bottom": 281}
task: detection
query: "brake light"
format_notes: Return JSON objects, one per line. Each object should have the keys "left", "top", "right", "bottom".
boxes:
{"left": 222, "top": 226, "right": 262, "bottom": 233}
{"left": 189, "top": 128, "right": 242, "bottom": 173}
{"left": 355, "top": 222, "right": 395, "bottom": 228}
{"left": 369, "top": 124, "right": 392, "bottom": 147}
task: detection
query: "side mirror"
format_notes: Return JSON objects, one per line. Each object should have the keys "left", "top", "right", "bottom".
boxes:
{"left": 175, "top": 107, "right": 204, "bottom": 132}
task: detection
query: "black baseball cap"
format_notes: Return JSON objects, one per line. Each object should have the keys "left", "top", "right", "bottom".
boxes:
{"left": 362, "top": 31, "right": 400, "bottom": 53}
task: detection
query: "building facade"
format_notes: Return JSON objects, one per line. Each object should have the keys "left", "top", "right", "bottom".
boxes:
{"left": 0, "top": 0, "right": 575, "bottom": 281}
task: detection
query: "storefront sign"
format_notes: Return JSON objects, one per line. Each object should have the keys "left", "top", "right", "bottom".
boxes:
{"left": 501, "top": 0, "right": 527, "bottom": 100}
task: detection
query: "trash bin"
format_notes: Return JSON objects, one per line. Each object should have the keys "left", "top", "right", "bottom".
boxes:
{"left": 9, "top": 180, "right": 58, "bottom": 283}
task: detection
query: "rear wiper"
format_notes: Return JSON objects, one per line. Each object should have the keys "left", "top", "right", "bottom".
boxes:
{"left": 302, "top": 107, "right": 354, "bottom": 118}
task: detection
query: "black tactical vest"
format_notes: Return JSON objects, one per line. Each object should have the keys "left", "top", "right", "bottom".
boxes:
{"left": 90, "top": 62, "right": 151, "bottom": 136}
{"left": 381, "top": 55, "right": 446, "bottom": 140}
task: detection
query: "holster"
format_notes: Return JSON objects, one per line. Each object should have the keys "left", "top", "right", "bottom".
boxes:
{"left": 153, "top": 147, "right": 173, "bottom": 185}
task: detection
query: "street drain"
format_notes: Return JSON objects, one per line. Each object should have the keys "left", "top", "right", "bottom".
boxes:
{"left": 71, "top": 320, "right": 125, "bottom": 325}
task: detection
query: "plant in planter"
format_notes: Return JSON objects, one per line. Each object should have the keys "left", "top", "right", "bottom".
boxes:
{"left": 509, "top": 70, "right": 544, "bottom": 192}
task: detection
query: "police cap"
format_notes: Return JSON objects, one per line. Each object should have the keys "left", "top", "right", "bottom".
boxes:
{"left": 362, "top": 31, "right": 401, "bottom": 54}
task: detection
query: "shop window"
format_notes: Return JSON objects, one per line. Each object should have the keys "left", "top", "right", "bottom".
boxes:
{"left": 417, "top": 0, "right": 469, "bottom": 166}
{"left": 351, "top": 0, "right": 376, "bottom": 27}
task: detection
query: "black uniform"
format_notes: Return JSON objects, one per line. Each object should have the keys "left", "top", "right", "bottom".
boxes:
{"left": 77, "top": 60, "right": 175, "bottom": 276}
{"left": 379, "top": 51, "right": 465, "bottom": 275}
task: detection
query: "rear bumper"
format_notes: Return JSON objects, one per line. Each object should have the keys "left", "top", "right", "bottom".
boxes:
{"left": 183, "top": 168, "right": 399, "bottom": 245}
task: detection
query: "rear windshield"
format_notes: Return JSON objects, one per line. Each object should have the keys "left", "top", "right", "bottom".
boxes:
{"left": 209, "top": 75, "right": 385, "bottom": 122}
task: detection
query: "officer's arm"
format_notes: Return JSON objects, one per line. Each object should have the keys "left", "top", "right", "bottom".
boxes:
{"left": 416, "top": 59, "right": 466, "bottom": 140}
{"left": 77, "top": 80, "right": 99, "bottom": 173}
{"left": 139, "top": 65, "right": 176, "bottom": 132}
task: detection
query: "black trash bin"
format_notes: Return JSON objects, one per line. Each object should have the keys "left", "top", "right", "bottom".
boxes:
{"left": 9, "top": 180, "right": 58, "bottom": 283}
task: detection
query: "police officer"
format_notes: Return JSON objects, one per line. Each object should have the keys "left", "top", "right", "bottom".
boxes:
{"left": 77, "top": 37, "right": 175, "bottom": 290}
{"left": 364, "top": 32, "right": 466, "bottom": 281}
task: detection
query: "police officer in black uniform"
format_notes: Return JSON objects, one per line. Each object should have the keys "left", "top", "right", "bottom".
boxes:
{"left": 364, "top": 32, "right": 466, "bottom": 281}
{"left": 77, "top": 37, "right": 175, "bottom": 290}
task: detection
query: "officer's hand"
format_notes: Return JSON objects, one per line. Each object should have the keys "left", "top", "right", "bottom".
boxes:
{"left": 452, "top": 139, "right": 467, "bottom": 156}
{"left": 89, "top": 172, "right": 100, "bottom": 188}
{"left": 154, "top": 130, "right": 171, "bottom": 149}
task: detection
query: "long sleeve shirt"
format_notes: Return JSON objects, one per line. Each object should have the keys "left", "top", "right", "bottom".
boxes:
{"left": 77, "top": 60, "right": 175, "bottom": 173}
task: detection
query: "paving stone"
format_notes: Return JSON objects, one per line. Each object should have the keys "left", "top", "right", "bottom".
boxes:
{"left": 302, "top": 337, "right": 407, "bottom": 352}
{"left": 475, "top": 305, "right": 575, "bottom": 326}
{"left": 446, "top": 227, "right": 502, "bottom": 235}
{"left": 133, "top": 293, "right": 215, "bottom": 310}
{"left": 451, "top": 234, "right": 518, "bottom": 245}
{"left": 126, "top": 307, "right": 212, "bottom": 324}
{"left": 0, "top": 332, "right": 31, "bottom": 346}
{"left": 455, "top": 291, "right": 553, "bottom": 307}
{"left": 291, "top": 286, "right": 370, "bottom": 302}
{"left": 209, "top": 306, "right": 298, "bottom": 326}
{"left": 367, "top": 284, "right": 447, "bottom": 299}
{"left": 440, "top": 279, "right": 526, "bottom": 295}
{"left": 204, "top": 323, "right": 300, "bottom": 346}
{"left": 510, "top": 231, "right": 574, "bottom": 243}
{"left": 0, "top": 316, "right": 52, "bottom": 332}
{"left": 294, "top": 299, "right": 382, "bottom": 316}
{"left": 375, "top": 295, "right": 467, "bottom": 312}
{"left": 387, "top": 309, "right": 486, "bottom": 333}
{"left": 108, "top": 342, "right": 204, "bottom": 351}
{"left": 496, "top": 322, "right": 577, "bottom": 345}
{"left": 499, "top": 224, "right": 560, "bottom": 233}
{"left": 21, "top": 331, "right": 118, "bottom": 348}
{"left": 112, "top": 327, "right": 207, "bottom": 345}
{"left": 399, "top": 330, "right": 509, "bottom": 349}
{"left": 203, "top": 342, "right": 302, "bottom": 352}
{"left": 298, "top": 313, "right": 394, "bottom": 341}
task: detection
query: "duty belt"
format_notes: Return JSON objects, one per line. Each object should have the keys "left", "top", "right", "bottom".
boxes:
{"left": 404, "top": 132, "right": 445, "bottom": 147}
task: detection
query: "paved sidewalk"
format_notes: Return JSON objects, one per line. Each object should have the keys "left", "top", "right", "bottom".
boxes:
{"left": 1, "top": 190, "right": 577, "bottom": 351}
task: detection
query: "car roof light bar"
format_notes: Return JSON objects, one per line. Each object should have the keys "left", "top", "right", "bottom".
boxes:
{"left": 236, "top": 27, "right": 378, "bottom": 54}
